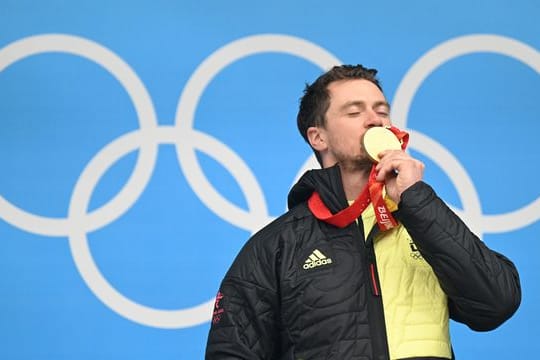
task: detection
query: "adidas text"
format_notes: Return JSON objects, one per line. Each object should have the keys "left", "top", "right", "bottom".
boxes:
{"left": 303, "top": 249, "right": 333, "bottom": 269}
{"left": 303, "top": 258, "right": 333, "bottom": 269}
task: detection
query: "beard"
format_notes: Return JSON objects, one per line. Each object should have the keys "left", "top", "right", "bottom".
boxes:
{"left": 334, "top": 149, "right": 373, "bottom": 173}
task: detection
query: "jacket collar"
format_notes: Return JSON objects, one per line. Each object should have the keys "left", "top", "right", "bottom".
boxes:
{"left": 287, "top": 164, "right": 349, "bottom": 214}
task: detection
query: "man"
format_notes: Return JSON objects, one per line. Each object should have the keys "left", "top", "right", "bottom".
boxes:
{"left": 205, "top": 64, "right": 521, "bottom": 359}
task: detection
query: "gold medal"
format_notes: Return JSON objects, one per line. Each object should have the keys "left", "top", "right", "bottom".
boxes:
{"left": 362, "top": 126, "right": 402, "bottom": 163}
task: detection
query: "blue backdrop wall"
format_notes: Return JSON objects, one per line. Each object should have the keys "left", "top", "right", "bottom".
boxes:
{"left": 1, "top": 1, "right": 538, "bottom": 359}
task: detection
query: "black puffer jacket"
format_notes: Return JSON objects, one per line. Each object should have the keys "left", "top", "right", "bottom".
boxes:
{"left": 206, "top": 165, "right": 521, "bottom": 359}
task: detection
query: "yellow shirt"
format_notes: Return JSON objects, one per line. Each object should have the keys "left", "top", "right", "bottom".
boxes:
{"left": 353, "top": 200, "right": 452, "bottom": 359}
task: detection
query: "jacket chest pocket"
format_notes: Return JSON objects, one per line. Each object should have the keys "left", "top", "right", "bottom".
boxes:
{"left": 285, "top": 246, "right": 366, "bottom": 308}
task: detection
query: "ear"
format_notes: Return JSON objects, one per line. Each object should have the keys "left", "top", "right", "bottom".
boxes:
{"left": 307, "top": 126, "right": 327, "bottom": 152}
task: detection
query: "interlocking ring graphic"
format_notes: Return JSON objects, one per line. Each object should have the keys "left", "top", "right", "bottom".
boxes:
{"left": 0, "top": 33, "right": 539, "bottom": 329}
{"left": 392, "top": 35, "right": 540, "bottom": 234}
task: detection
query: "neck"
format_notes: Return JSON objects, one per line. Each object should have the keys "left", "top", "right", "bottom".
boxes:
{"left": 339, "top": 165, "right": 370, "bottom": 201}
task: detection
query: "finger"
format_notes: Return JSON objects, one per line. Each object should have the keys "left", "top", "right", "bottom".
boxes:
{"left": 375, "top": 160, "right": 400, "bottom": 181}
{"left": 375, "top": 151, "right": 407, "bottom": 171}
{"left": 376, "top": 156, "right": 424, "bottom": 182}
{"left": 377, "top": 149, "right": 405, "bottom": 161}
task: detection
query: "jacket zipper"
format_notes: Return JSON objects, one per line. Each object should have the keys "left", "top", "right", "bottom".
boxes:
{"left": 369, "top": 262, "right": 380, "bottom": 296}
{"left": 366, "top": 228, "right": 381, "bottom": 297}
{"left": 363, "top": 224, "right": 390, "bottom": 359}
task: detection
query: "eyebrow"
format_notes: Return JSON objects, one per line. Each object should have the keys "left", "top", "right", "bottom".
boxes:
{"left": 339, "top": 100, "right": 391, "bottom": 112}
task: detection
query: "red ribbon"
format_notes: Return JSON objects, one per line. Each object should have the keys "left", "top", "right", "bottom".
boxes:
{"left": 308, "top": 182, "right": 371, "bottom": 228}
{"left": 308, "top": 126, "right": 409, "bottom": 231}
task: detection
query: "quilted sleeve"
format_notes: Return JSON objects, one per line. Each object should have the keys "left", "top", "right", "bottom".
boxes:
{"left": 395, "top": 181, "right": 521, "bottom": 331}
{"left": 205, "top": 236, "right": 280, "bottom": 359}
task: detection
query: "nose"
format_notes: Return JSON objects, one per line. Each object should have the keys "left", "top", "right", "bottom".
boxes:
{"left": 365, "top": 109, "right": 388, "bottom": 128}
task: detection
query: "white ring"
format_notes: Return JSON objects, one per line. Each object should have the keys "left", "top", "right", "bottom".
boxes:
{"left": 69, "top": 124, "right": 298, "bottom": 328}
{"left": 68, "top": 127, "right": 214, "bottom": 329}
{"left": 0, "top": 34, "right": 158, "bottom": 236}
{"left": 174, "top": 34, "right": 341, "bottom": 232}
{"left": 392, "top": 34, "right": 540, "bottom": 234}
{"left": 407, "top": 130, "right": 483, "bottom": 235}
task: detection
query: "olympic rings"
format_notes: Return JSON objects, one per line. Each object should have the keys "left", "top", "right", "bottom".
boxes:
{"left": 0, "top": 33, "right": 538, "bottom": 329}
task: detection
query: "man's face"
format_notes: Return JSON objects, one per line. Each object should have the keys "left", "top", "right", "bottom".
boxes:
{"left": 319, "top": 79, "right": 391, "bottom": 170}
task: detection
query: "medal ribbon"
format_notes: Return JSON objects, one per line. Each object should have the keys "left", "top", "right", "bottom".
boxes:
{"left": 308, "top": 126, "right": 409, "bottom": 230}
{"left": 308, "top": 183, "right": 371, "bottom": 228}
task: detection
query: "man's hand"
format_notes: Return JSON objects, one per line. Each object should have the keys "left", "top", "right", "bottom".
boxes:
{"left": 375, "top": 150, "right": 424, "bottom": 203}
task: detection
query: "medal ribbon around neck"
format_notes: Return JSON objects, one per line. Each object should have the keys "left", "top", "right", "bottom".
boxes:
{"left": 308, "top": 126, "right": 409, "bottom": 230}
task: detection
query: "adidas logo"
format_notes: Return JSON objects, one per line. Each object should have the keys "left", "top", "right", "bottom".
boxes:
{"left": 303, "top": 249, "right": 333, "bottom": 269}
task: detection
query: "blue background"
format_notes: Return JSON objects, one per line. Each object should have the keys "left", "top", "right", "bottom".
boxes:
{"left": 1, "top": 0, "right": 538, "bottom": 359}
